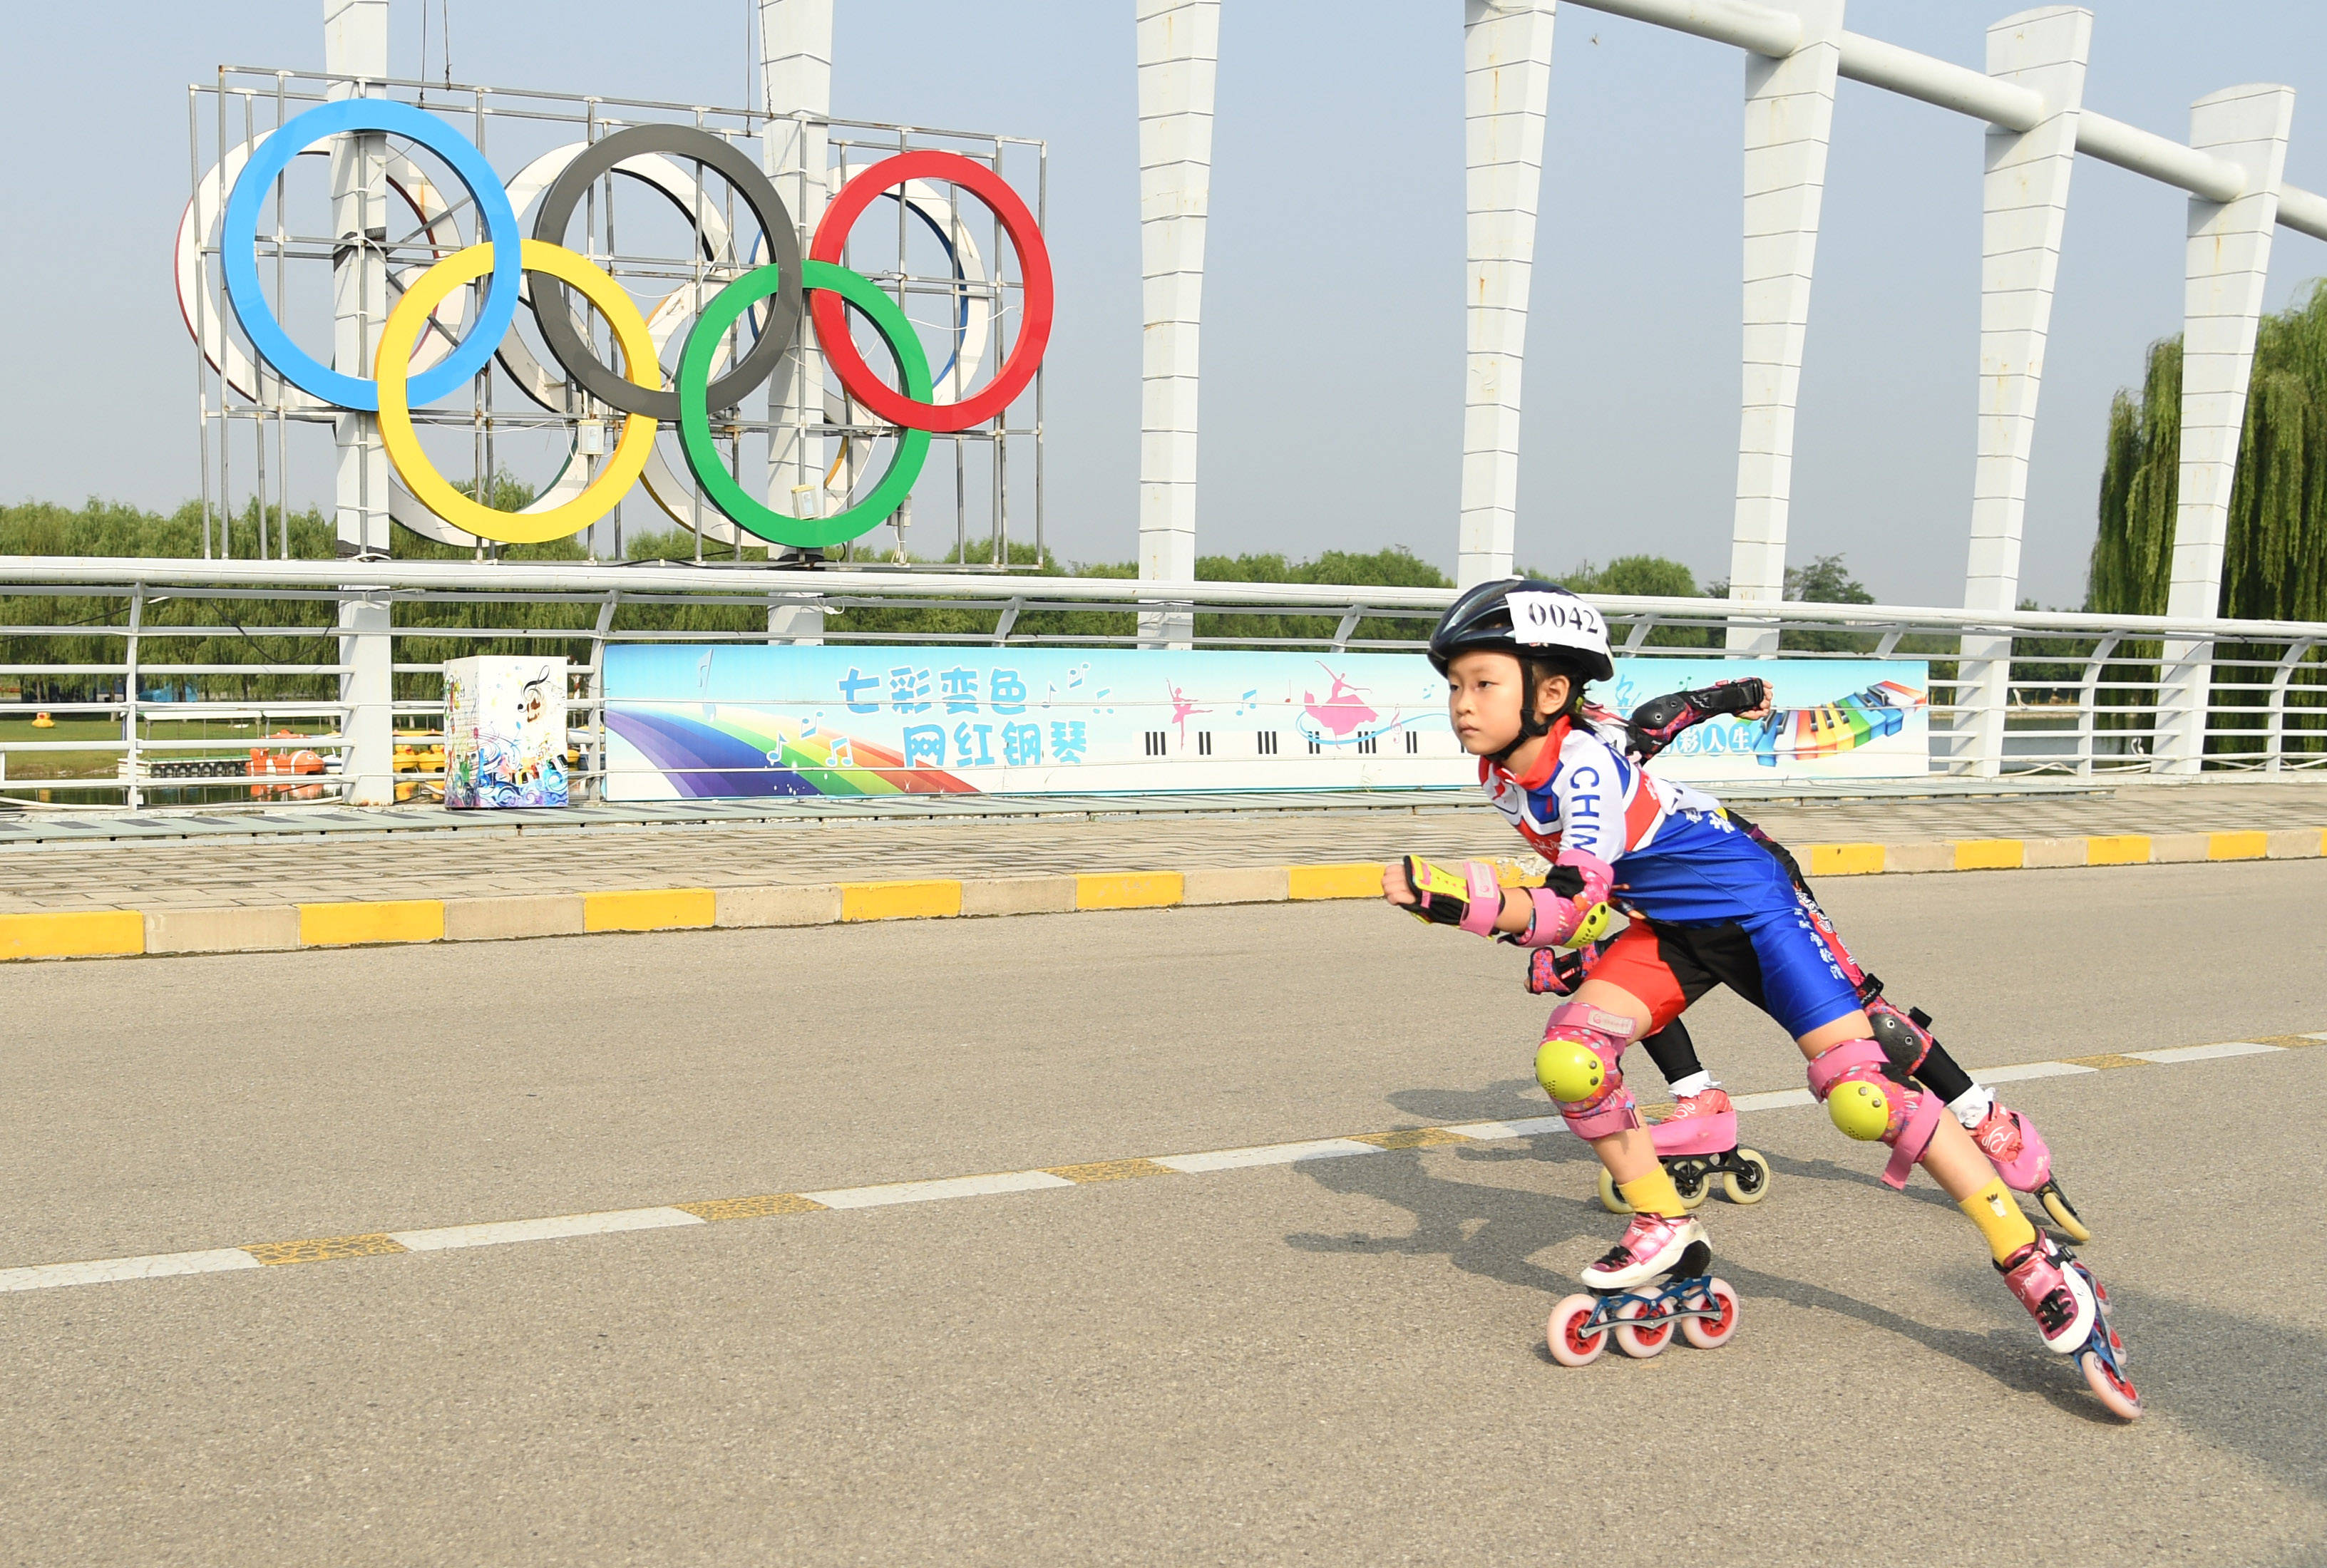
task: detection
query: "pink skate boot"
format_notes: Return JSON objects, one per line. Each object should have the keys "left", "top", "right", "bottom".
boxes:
{"left": 1996, "top": 1232, "right": 2096, "bottom": 1354}
{"left": 1971, "top": 1100, "right": 2048, "bottom": 1187}
{"left": 1998, "top": 1234, "right": 2140, "bottom": 1420}
{"left": 1598, "top": 1088, "right": 1773, "bottom": 1213}
{"left": 1971, "top": 1100, "right": 2089, "bottom": 1242}
{"left": 1547, "top": 1222, "right": 1740, "bottom": 1367}
{"left": 1580, "top": 1211, "right": 1707, "bottom": 1289}
{"left": 1653, "top": 1086, "right": 1735, "bottom": 1155}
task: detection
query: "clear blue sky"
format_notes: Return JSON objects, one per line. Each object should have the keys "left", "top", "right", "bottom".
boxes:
{"left": 4, "top": 1, "right": 2325, "bottom": 605}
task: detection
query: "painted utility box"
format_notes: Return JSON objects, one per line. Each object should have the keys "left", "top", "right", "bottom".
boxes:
{"left": 443, "top": 656, "right": 569, "bottom": 808}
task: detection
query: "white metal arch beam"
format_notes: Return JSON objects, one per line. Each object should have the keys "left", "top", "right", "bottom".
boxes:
{"left": 1135, "top": 0, "right": 1218, "bottom": 647}
{"left": 1722, "top": 0, "right": 1844, "bottom": 652}
{"left": 1957, "top": 6, "right": 2091, "bottom": 778}
{"left": 1566, "top": 0, "right": 2314, "bottom": 219}
{"left": 2158, "top": 84, "right": 2296, "bottom": 772}
{"left": 1457, "top": 0, "right": 1558, "bottom": 590}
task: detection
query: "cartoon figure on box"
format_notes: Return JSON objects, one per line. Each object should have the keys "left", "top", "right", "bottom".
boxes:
{"left": 444, "top": 657, "right": 569, "bottom": 808}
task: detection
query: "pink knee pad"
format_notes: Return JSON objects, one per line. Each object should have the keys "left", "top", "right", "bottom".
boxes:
{"left": 1864, "top": 994, "right": 1934, "bottom": 1077}
{"left": 1805, "top": 1037, "right": 1948, "bottom": 1190}
{"left": 1537, "top": 1001, "right": 1642, "bottom": 1140}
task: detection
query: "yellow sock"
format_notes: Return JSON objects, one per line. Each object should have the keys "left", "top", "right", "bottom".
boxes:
{"left": 1958, "top": 1177, "right": 2038, "bottom": 1264}
{"left": 1617, "top": 1169, "right": 1688, "bottom": 1219}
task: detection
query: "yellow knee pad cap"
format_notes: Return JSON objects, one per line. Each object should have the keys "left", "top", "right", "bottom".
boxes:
{"left": 1828, "top": 1078, "right": 1894, "bottom": 1141}
{"left": 1535, "top": 1037, "right": 1608, "bottom": 1104}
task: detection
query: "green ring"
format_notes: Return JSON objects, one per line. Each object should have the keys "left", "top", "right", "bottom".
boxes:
{"left": 677, "top": 259, "right": 931, "bottom": 550}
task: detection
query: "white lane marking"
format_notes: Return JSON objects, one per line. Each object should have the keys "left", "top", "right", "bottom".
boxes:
{"left": 388, "top": 1207, "right": 705, "bottom": 1252}
{"left": 2128, "top": 1041, "right": 2284, "bottom": 1065}
{"left": 0, "top": 1249, "right": 262, "bottom": 1294}
{"left": 1729, "top": 1088, "right": 1815, "bottom": 1113}
{"left": 1973, "top": 1061, "right": 2099, "bottom": 1085}
{"left": 1438, "top": 1116, "right": 1568, "bottom": 1140}
{"left": 804, "top": 1170, "right": 1074, "bottom": 1209}
{"left": 1, "top": 1038, "right": 2311, "bottom": 1297}
{"left": 1155, "top": 1138, "right": 1378, "bottom": 1173}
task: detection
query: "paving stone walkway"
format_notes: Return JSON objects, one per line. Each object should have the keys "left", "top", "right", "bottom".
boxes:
{"left": 1, "top": 778, "right": 2321, "bottom": 914}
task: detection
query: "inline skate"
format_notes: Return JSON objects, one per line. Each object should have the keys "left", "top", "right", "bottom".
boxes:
{"left": 1596, "top": 1088, "right": 1774, "bottom": 1213}
{"left": 1547, "top": 1219, "right": 1742, "bottom": 1366}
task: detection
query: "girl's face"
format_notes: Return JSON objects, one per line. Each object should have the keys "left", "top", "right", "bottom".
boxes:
{"left": 1445, "top": 651, "right": 1571, "bottom": 759}
{"left": 1446, "top": 650, "right": 1526, "bottom": 755}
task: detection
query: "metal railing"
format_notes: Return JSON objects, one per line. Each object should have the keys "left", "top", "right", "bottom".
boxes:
{"left": 2, "top": 557, "right": 2321, "bottom": 805}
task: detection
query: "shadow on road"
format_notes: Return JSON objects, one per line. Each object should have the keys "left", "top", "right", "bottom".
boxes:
{"left": 1288, "top": 1077, "right": 2327, "bottom": 1470}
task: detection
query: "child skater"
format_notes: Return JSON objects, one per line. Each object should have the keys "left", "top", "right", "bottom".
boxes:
{"left": 1382, "top": 578, "right": 2137, "bottom": 1418}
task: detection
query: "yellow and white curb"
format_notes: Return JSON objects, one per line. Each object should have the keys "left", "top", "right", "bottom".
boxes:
{"left": 2, "top": 1029, "right": 2317, "bottom": 1298}
{"left": 1, "top": 825, "right": 2321, "bottom": 963}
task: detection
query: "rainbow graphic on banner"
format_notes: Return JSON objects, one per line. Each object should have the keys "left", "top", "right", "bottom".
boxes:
{"left": 1752, "top": 681, "right": 1927, "bottom": 766}
{"left": 605, "top": 705, "right": 972, "bottom": 798}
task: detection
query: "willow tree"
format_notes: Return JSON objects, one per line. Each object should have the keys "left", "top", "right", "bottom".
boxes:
{"left": 2090, "top": 282, "right": 2327, "bottom": 758}
{"left": 2091, "top": 283, "right": 2327, "bottom": 621}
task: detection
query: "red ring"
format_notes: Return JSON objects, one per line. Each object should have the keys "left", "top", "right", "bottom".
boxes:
{"left": 808, "top": 150, "right": 1052, "bottom": 433}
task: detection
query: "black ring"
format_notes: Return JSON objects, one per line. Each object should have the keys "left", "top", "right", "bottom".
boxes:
{"left": 529, "top": 123, "right": 803, "bottom": 419}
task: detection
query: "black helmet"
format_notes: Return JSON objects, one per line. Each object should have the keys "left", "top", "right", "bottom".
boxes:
{"left": 1427, "top": 577, "right": 1615, "bottom": 683}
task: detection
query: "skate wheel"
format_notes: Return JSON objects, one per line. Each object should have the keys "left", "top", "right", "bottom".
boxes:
{"left": 1611, "top": 1296, "right": 1675, "bottom": 1358}
{"left": 1680, "top": 1278, "right": 1740, "bottom": 1349}
{"left": 2041, "top": 1182, "right": 2092, "bottom": 1244}
{"left": 1673, "top": 1171, "right": 1710, "bottom": 1212}
{"left": 2080, "top": 1349, "right": 2141, "bottom": 1421}
{"left": 1547, "top": 1294, "right": 1608, "bottom": 1367}
{"left": 1596, "top": 1168, "right": 1631, "bottom": 1216}
{"left": 1722, "top": 1149, "right": 1773, "bottom": 1206}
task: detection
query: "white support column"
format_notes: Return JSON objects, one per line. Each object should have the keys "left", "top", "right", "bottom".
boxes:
{"left": 1456, "top": 0, "right": 1556, "bottom": 589}
{"left": 1956, "top": 6, "right": 2090, "bottom": 777}
{"left": 324, "top": 0, "right": 395, "bottom": 804}
{"left": 761, "top": 0, "right": 832, "bottom": 636}
{"left": 1724, "top": 0, "right": 1844, "bottom": 654}
{"left": 1136, "top": 0, "right": 1218, "bottom": 646}
{"left": 2157, "top": 83, "right": 2293, "bottom": 773}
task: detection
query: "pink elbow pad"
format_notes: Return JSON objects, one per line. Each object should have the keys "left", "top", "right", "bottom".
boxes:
{"left": 1513, "top": 849, "right": 1615, "bottom": 947}
{"left": 1514, "top": 887, "right": 1586, "bottom": 948}
{"left": 1554, "top": 848, "right": 1615, "bottom": 906}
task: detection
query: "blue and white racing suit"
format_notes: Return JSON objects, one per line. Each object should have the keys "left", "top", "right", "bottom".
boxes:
{"left": 1482, "top": 713, "right": 1862, "bottom": 1039}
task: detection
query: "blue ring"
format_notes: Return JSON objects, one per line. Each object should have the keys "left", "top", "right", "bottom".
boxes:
{"left": 221, "top": 99, "right": 520, "bottom": 411}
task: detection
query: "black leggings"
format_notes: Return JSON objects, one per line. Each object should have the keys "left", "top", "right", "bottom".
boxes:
{"left": 1635, "top": 1010, "right": 1978, "bottom": 1104}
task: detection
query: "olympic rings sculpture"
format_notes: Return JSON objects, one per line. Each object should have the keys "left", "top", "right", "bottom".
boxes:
{"left": 198, "top": 100, "right": 1054, "bottom": 550}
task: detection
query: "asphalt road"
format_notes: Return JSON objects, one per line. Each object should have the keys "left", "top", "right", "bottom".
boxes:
{"left": 3, "top": 859, "right": 2324, "bottom": 1567}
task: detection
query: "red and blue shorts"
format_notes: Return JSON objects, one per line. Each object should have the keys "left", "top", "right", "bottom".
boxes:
{"left": 1589, "top": 907, "right": 1864, "bottom": 1041}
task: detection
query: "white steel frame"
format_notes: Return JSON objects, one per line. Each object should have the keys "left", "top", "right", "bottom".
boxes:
{"left": 2, "top": 558, "right": 2319, "bottom": 807}
{"left": 1129, "top": 1, "right": 2327, "bottom": 773}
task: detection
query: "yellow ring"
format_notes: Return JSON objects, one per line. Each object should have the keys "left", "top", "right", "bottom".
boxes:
{"left": 376, "top": 239, "right": 657, "bottom": 545}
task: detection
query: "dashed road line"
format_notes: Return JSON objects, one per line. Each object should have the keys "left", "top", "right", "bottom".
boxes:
{"left": 2, "top": 1029, "right": 2321, "bottom": 1298}
{"left": 386, "top": 1207, "right": 705, "bottom": 1253}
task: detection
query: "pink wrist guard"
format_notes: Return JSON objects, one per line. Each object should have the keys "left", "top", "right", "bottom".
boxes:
{"left": 1455, "top": 860, "right": 1504, "bottom": 937}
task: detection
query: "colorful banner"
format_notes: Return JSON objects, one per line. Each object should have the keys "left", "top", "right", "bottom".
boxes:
{"left": 1591, "top": 660, "right": 1930, "bottom": 782}
{"left": 446, "top": 656, "right": 570, "bottom": 808}
{"left": 602, "top": 647, "right": 1929, "bottom": 800}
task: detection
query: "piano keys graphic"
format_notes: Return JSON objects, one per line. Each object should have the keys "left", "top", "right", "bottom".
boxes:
{"left": 1751, "top": 681, "right": 1926, "bottom": 766}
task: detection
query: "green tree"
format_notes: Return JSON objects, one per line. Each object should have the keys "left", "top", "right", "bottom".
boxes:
{"left": 1783, "top": 553, "right": 1874, "bottom": 605}
{"left": 1561, "top": 555, "right": 1700, "bottom": 599}
{"left": 1543, "top": 555, "right": 1714, "bottom": 649}
{"left": 2087, "top": 280, "right": 2327, "bottom": 757}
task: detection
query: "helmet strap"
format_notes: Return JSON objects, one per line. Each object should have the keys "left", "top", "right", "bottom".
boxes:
{"left": 1489, "top": 660, "right": 1561, "bottom": 767}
